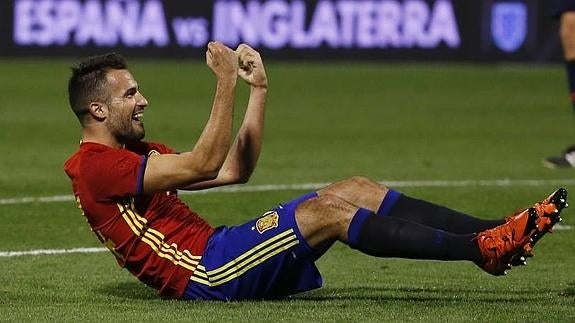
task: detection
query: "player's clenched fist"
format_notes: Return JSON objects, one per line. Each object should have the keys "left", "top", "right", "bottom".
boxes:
{"left": 236, "top": 44, "right": 268, "bottom": 88}
{"left": 206, "top": 41, "right": 238, "bottom": 81}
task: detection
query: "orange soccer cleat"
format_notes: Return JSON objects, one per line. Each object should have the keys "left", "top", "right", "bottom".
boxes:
{"left": 475, "top": 188, "right": 568, "bottom": 276}
{"left": 506, "top": 188, "right": 568, "bottom": 266}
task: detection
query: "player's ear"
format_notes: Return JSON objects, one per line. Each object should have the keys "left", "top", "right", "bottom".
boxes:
{"left": 87, "top": 102, "right": 108, "bottom": 121}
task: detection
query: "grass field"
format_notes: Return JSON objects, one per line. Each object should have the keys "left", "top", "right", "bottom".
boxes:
{"left": 1, "top": 58, "right": 575, "bottom": 321}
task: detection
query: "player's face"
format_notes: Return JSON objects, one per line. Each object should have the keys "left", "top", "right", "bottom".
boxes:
{"left": 104, "top": 69, "right": 149, "bottom": 144}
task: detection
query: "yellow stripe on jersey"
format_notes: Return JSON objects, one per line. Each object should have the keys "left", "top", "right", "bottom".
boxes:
{"left": 119, "top": 205, "right": 200, "bottom": 270}
{"left": 119, "top": 208, "right": 197, "bottom": 271}
{"left": 122, "top": 207, "right": 201, "bottom": 265}
{"left": 116, "top": 201, "right": 201, "bottom": 272}
{"left": 189, "top": 229, "right": 299, "bottom": 287}
{"left": 119, "top": 203, "right": 201, "bottom": 267}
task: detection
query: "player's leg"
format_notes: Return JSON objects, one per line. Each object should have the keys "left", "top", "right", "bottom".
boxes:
{"left": 299, "top": 186, "right": 568, "bottom": 275}
{"left": 544, "top": 8, "right": 575, "bottom": 168}
{"left": 318, "top": 176, "right": 503, "bottom": 233}
{"left": 295, "top": 194, "right": 482, "bottom": 262}
{"left": 560, "top": 11, "right": 575, "bottom": 108}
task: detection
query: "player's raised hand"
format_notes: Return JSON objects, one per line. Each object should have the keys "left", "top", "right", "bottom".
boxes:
{"left": 206, "top": 41, "right": 238, "bottom": 81}
{"left": 236, "top": 44, "right": 267, "bottom": 88}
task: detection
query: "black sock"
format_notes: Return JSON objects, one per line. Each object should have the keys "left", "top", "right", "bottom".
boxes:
{"left": 565, "top": 60, "right": 575, "bottom": 110}
{"left": 348, "top": 212, "right": 482, "bottom": 262}
{"left": 387, "top": 195, "right": 504, "bottom": 234}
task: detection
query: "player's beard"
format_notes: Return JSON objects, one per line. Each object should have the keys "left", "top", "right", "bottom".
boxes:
{"left": 107, "top": 110, "right": 145, "bottom": 144}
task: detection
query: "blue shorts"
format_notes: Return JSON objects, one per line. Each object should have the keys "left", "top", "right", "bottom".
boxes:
{"left": 183, "top": 192, "right": 322, "bottom": 301}
{"left": 553, "top": 0, "right": 575, "bottom": 18}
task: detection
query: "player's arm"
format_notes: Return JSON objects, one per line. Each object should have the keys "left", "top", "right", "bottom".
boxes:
{"left": 141, "top": 42, "right": 238, "bottom": 194}
{"left": 182, "top": 44, "right": 268, "bottom": 190}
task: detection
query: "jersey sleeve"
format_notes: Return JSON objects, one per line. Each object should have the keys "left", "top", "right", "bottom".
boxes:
{"left": 127, "top": 141, "right": 177, "bottom": 156}
{"left": 147, "top": 142, "right": 177, "bottom": 155}
{"left": 84, "top": 149, "right": 147, "bottom": 200}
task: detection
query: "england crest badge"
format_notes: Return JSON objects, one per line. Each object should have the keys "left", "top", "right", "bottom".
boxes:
{"left": 491, "top": 3, "right": 527, "bottom": 53}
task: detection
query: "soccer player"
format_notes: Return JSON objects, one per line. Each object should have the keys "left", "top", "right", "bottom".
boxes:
{"left": 545, "top": 1, "right": 575, "bottom": 168}
{"left": 64, "top": 43, "right": 567, "bottom": 301}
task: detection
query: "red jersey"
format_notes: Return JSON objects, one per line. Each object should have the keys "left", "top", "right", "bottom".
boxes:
{"left": 64, "top": 141, "right": 215, "bottom": 298}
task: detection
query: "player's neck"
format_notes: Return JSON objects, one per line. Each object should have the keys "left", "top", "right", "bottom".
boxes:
{"left": 81, "top": 128, "right": 124, "bottom": 149}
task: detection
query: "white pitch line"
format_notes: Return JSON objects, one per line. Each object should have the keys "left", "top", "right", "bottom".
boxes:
{"left": 2, "top": 179, "right": 575, "bottom": 206}
{"left": 2, "top": 180, "right": 573, "bottom": 259}
{"left": 554, "top": 224, "right": 573, "bottom": 231}
{"left": 1, "top": 224, "right": 572, "bottom": 258}
{"left": 0, "top": 247, "right": 106, "bottom": 258}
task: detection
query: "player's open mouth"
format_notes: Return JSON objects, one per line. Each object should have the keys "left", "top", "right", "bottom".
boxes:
{"left": 132, "top": 111, "right": 144, "bottom": 123}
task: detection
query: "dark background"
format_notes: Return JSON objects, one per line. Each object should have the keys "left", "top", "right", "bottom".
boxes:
{"left": 0, "top": 0, "right": 563, "bottom": 62}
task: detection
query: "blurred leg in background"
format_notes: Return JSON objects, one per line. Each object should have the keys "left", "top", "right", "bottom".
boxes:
{"left": 545, "top": 4, "right": 575, "bottom": 168}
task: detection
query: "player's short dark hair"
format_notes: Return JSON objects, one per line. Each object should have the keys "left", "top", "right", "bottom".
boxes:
{"left": 68, "top": 52, "right": 128, "bottom": 124}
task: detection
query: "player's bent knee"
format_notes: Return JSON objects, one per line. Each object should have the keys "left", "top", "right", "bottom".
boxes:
{"left": 295, "top": 195, "right": 358, "bottom": 246}
{"left": 311, "top": 194, "right": 349, "bottom": 212}
{"left": 296, "top": 194, "right": 355, "bottom": 227}
{"left": 353, "top": 176, "right": 390, "bottom": 195}
{"left": 347, "top": 176, "right": 388, "bottom": 191}
{"left": 348, "top": 175, "right": 372, "bottom": 187}
{"left": 561, "top": 13, "right": 575, "bottom": 60}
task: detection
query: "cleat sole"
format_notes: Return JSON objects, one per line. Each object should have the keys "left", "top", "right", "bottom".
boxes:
{"left": 508, "top": 188, "right": 568, "bottom": 268}
{"left": 486, "top": 188, "right": 568, "bottom": 272}
{"left": 513, "top": 188, "right": 568, "bottom": 266}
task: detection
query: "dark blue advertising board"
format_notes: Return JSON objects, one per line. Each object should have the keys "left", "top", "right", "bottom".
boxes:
{"left": 0, "top": 0, "right": 562, "bottom": 61}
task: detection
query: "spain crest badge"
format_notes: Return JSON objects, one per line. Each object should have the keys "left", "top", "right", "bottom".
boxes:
{"left": 255, "top": 211, "right": 280, "bottom": 234}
